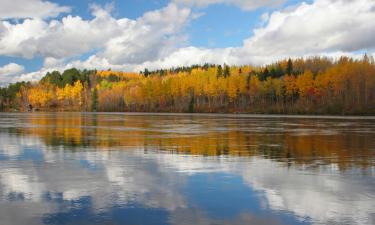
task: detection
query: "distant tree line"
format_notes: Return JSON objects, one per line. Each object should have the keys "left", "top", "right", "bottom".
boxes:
{"left": 1, "top": 56, "right": 374, "bottom": 115}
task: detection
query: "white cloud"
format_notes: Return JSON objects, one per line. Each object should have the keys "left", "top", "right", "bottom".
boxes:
{"left": 0, "top": 6, "right": 120, "bottom": 59}
{"left": 43, "top": 57, "right": 65, "bottom": 68}
{"left": 0, "top": 117, "right": 374, "bottom": 225}
{"left": 0, "top": 3, "right": 193, "bottom": 83}
{"left": 136, "top": 0, "right": 375, "bottom": 68}
{"left": 0, "top": 63, "right": 25, "bottom": 85}
{"left": 0, "top": 19, "right": 48, "bottom": 58}
{"left": 133, "top": 47, "right": 236, "bottom": 71}
{"left": 3, "top": 0, "right": 375, "bottom": 85}
{"left": 0, "top": 0, "right": 70, "bottom": 19}
{"left": 173, "top": 0, "right": 286, "bottom": 10}
{"left": 239, "top": 0, "right": 375, "bottom": 57}
{"left": 77, "top": 0, "right": 375, "bottom": 71}
{"left": 0, "top": 3, "right": 191, "bottom": 62}
{"left": 101, "top": 3, "right": 191, "bottom": 64}
{"left": 0, "top": 62, "right": 24, "bottom": 76}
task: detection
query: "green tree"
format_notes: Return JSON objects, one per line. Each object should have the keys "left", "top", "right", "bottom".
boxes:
{"left": 107, "top": 74, "right": 120, "bottom": 82}
{"left": 224, "top": 64, "right": 230, "bottom": 78}
{"left": 286, "top": 58, "right": 293, "bottom": 75}
{"left": 270, "top": 64, "right": 284, "bottom": 78}
{"left": 259, "top": 68, "right": 269, "bottom": 81}
{"left": 0, "top": 82, "right": 28, "bottom": 110}
{"left": 143, "top": 68, "right": 150, "bottom": 77}
{"left": 91, "top": 88, "right": 98, "bottom": 112}
{"left": 217, "top": 65, "right": 223, "bottom": 78}
{"left": 41, "top": 71, "right": 62, "bottom": 87}
{"left": 61, "top": 68, "right": 81, "bottom": 86}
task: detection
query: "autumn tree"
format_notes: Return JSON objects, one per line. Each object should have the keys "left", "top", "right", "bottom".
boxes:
{"left": 2, "top": 57, "right": 373, "bottom": 115}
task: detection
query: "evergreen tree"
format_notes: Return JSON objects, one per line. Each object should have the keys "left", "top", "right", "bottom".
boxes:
{"left": 224, "top": 64, "right": 230, "bottom": 78}
{"left": 61, "top": 68, "right": 80, "bottom": 86}
{"left": 144, "top": 68, "right": 150, "bottom": 77}
{"left": 41, "top": 71, "right": 62, "bottom": 87}
{"left": 270, "top": 64, "right": 284, "bottom": 78}
{"left": 217, "top": 65, "right": 223, "bottom": 78}
{"left": 91, "top": 88, "right": 98, "bottom": 112}
{"left": 259, "top": 68, "right": 269, "bottom": 81}
{"left": 286, "top": 58, "right": 293, "bottom": 75}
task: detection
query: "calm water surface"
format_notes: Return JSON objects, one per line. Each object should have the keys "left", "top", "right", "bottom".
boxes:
{"left": 0, "top": 113, "right": 374, "bottom": 225}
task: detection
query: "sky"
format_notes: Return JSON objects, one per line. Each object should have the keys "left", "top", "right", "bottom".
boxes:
{"left": 0, "top": 0, "right": 375, "bottom": 85}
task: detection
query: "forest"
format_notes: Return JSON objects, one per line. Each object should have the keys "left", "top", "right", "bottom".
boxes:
{"left": 0, "top": 56, "right": 374, "bottom": 115}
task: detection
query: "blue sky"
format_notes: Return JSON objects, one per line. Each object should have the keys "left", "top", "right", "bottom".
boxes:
{"left": 0, "top": 0, "right": 374, "bottom": 85}
{"left": 0, "top": 0, "right": 276, "bottom": 71}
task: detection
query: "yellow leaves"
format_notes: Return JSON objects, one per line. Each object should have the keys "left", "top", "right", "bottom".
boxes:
{"left": 314, "top": 72, "right": 332, "bottom": 97}
{"left": 169, "top": 76, "right": 181, "bottom": 97}
{"left": 272, "top": 78, "right": 283, "bottom": 97}
{"left": 283, "top": 75, "right": 297, "bottom": 96}
{"left": 72, "top": 81, "right": 83, "bottom": 106}
{"left": 124, "top": 83, "right": 145, "bottom": 106}
{"left": 28, "top": 84, "right": 54, "bottom": 108}
{"left": 262, "top": 77, "right": 274, "bottom": 96}
{"left": 227, "top": 74, "right": 246, "bottom": 99}
{"left": 249, "top": 75, "right": 260, "bottom": 97}
{"left": 296, "top": 70, "right": 315, "bottom": 97}
{"left": 206, "top": 69, "right": 218, "bottom": 97}
{"left": 56, "top": 81, "right": 83, "bottom": 107}
{"left": 17, "top": 57, "right": 375, "bottom": 113}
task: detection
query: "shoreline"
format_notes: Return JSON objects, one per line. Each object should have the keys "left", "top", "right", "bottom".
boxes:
{"left": 2, "top": 111, "right": 375, "bottom": 119}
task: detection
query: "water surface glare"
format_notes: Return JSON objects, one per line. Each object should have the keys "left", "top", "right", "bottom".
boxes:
{"left": 0, "top": 113, "right": 374, "bottom": 225}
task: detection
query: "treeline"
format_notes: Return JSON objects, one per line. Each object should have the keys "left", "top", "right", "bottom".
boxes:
{"left": 0, "top": 81, "right": 30, "bottom": 110}
{"left": 1, "top": 56, "right": 375, "bottom": 114}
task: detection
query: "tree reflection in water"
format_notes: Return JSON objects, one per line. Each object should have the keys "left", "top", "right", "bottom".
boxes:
{"left": 0, "top": 113, "right": 374, "bottom": 225}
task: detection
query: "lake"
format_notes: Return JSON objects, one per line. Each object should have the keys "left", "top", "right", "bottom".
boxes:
{"left": 0, "top": 113, "right": 374, "bottom": 225}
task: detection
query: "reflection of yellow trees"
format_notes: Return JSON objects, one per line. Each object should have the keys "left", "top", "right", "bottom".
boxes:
{"left": 27, "top": 114, "right": 83, "bottom": 146}
{"left": 19, "top": 114, "right": 374, "bottom": 170}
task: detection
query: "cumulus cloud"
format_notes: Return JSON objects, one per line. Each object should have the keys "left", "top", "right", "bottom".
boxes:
{"left": 239, "top": 0, "right": 375, "bottom": 57}
{"left": 101, "top": 3, "right": 191, "bottom": 64}
{"left": 0, "top": 19, "right": 48, "bottom": 58}
{"left": 173, "top": 0, "right": 286, "bottom": 10}
{"left": 0, "top": 3, "right": 193, "bottom": 82}
{"left": 0, "top": 63, "right": 25, "bottom": 85}
{"left": 132, "top": 47, "right": 236, "bottom": 71}
{"left": 135, "top": 0, "right": 375, "bottom": 68}
{"left": 0, "top": 3, "right": 191, "bottom": 62}
{"left": 3, "top": 0, "right": 375, "bottom": 85}
{"left": 0, "top": 63, "right": 24, "bottom": 76}
{"left": 77, "top": 0, "right": 375, "bottom": 71}
{"left": 0, "top": 6, "right": 121, "bottom": 59}
{"left": 0, "top": 0, "right": 70, "bottom": 19}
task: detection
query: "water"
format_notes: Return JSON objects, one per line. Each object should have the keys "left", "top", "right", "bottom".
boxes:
{"left": 0, "top": 113, "right": 374, "bottom": 225}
